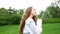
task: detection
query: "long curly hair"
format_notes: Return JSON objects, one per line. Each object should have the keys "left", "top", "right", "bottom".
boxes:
{"left": 19, "top": 7, "right": 37, "bottom": 34}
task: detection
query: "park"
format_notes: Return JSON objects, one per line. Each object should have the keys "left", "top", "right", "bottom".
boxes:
{"left": 0, "top": 0, "right": 60, "bottom": 34}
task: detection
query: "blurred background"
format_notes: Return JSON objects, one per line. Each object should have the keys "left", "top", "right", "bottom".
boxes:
{"left": 0, "top": 0, "right": 60, "bottom": 34}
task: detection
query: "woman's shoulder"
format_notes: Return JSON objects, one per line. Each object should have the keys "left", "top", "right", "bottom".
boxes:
{"left": 37, "top": 19, "right": 42, "bottom": 22}
{"left": 37, "top": 19, "right": 42, "bottom": 25}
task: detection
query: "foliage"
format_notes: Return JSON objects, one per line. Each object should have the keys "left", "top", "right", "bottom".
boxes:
{"left": 46, "top": 6, "right": 60, "bottom": 18}
{"left": 0, "top": 7, "right": 24, "bottom": 26}
{"left": 38, "top": 0, "right": 60, "bottom": 18}
{"left": 38, "top": 10, "right": 44, "bottom": 18}
{"left": 42, "top": 18, "right": 60, "bottom": 24}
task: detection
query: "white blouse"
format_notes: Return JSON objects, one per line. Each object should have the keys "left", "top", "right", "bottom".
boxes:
{"left": 23, "top": 18, "right": 42, "bottom": 34}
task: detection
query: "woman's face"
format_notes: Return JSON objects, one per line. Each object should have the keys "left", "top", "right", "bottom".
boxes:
{"left": 30, "top": 8, "right": 36, "bottom": 16}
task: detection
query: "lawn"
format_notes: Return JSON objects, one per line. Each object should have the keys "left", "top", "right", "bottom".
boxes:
{"left": 42, "top": 23, "right": 60, "bottom": 34}
{"left": 0, "top": 25, "right": 19, "bottom": 34}
{"left": 0, "top": 23, "right": 60, "bottom": 34}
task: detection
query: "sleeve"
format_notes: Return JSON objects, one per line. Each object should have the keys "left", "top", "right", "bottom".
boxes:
{"left": 37, "top": 19, "right": 42, "bottom": 34}
{"left": 25, "top": 20, "right": 39, "bottom": 34}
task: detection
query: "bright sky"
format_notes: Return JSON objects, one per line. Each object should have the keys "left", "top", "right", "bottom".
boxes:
{"left": 0, "top": 0, "right": 54, "bottom": 14}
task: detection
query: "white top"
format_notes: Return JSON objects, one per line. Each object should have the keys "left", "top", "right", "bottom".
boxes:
{"left": 23, "top": 18, "right": 42, "bottom": 34}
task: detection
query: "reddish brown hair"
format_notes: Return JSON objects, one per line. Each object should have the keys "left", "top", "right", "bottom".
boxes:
{"left": 19, "top": 7, "right": 37, "bottom": 34}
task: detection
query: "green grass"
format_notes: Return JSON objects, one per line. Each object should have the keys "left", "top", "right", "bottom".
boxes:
{"left": 0, "top": 25, "right": 19, "bottom": 34}
{"left": 42, "top": 23, "right": 60, "bottom": 34}
{"left": 0, "top": 23, "right": 60, "bottom": 34}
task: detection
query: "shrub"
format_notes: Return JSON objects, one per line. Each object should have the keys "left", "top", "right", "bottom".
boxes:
{"left": 42, "top": 18, "right": 60, "bottom": 24}
{"left": 0, "top": 8, "right": 23, "bottom": 26}
{"left": 0, "top": 14, "right": 21, "bottom": 26}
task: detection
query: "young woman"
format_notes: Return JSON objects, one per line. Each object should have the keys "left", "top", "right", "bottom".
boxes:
{"left": 19, "top": 7, "right": 42, "bottom": 34}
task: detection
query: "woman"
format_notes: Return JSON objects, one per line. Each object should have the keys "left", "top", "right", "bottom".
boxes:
{"left": 19, "top": 7, "right": 42, "bottom": 34}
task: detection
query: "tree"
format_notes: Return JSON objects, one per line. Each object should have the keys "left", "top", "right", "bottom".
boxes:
{"left": 0, "top": 7, "right": 24, "bottom": 26}
{"left": 38, "top": 10, "right": 44, "bottom": 18}
{"left": 44, "top": 0, "right": 60, "bottom": 18}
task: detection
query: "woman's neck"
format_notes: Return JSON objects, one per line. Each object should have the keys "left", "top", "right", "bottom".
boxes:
{"left": 29, "top": 15, "right": 33, "bottom": 19}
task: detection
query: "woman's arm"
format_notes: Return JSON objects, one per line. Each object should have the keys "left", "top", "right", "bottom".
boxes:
{"left": 25, "top": 19, "right": 39, "bottom": 34}
{"left": 37, "top": 19, "right": 42, "bottom": 34}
